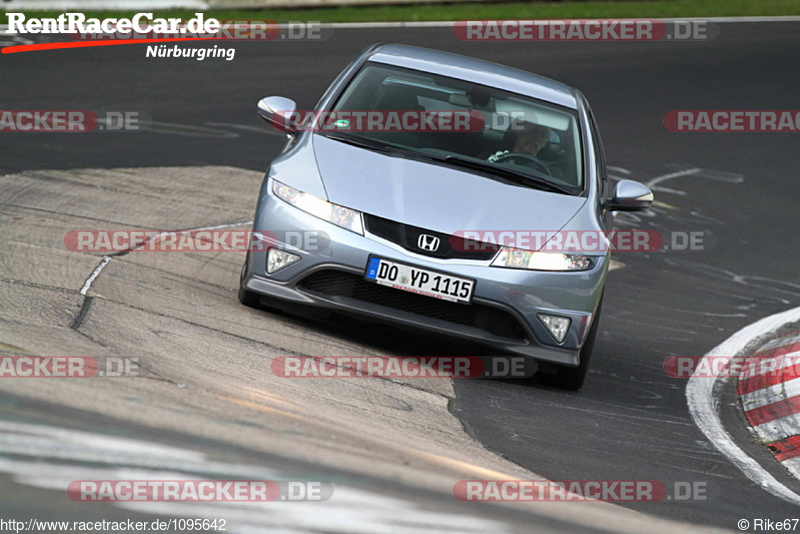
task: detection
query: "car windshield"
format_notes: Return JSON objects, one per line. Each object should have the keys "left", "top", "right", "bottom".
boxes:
{"left": 323, "top": 63, "right": 584, "bottom": 193}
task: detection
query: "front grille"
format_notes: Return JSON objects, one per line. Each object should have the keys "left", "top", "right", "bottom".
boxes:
{"left": 297, "top": 270, "right": 526, "bottom": 340}
{"left": 364, "top": 214, "right": 499, "bottom": 261}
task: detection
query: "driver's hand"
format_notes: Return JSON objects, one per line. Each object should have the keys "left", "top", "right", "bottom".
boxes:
{"left": 487, "top": 150, "right": 509, "bottom": 163}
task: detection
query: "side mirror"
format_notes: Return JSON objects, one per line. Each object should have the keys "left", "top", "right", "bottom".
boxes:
{"left": 604, "top": 180, "right": 653, "bottom": 212}
{"left": 257, "top": 96, "right": 297, "bottom": 135}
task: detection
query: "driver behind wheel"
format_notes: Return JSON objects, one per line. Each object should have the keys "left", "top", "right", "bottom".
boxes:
{"left": 487, "top": 122, "right": 551, "bottom": 163}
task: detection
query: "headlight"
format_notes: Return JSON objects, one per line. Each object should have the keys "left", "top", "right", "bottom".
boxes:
{"left": 491, "top": 247, "right": 596, "bottom": 271}
{"left": 273, "top": 180, "right": 363, "bottom": 235}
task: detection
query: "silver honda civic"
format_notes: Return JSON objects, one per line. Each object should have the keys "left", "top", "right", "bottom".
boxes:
{"left": 239, "top": 43, "right": 653, "bottom": 389}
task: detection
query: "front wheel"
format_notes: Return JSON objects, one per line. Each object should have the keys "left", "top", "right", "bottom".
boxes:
{"left": 238, "top": 254, "right": 260, "bottom": 308}
{"left": 238, "top": 282, "right": 260, "bottom": 308}
{"left": 546, "top": 296, "right": 603, "bottom": 390}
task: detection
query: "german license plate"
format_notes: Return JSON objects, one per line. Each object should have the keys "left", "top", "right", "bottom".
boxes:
{"left": 365, "top": 256, "right": 475, "bottom": 304}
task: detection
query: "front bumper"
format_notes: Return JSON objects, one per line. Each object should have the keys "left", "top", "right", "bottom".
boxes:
{"left": 242, "top": 181, "right": 607, "bottom": 367}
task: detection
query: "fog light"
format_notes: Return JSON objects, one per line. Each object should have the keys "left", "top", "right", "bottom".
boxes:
{"left": 267, "top": 248, "right": 300, "bottom": 274}
{"left": 538, "top": 314, "right": 571, "bottom": 343}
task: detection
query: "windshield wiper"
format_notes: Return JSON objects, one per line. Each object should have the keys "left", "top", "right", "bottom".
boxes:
{"left": 320, "top": 133, "right": 403, "bottom": 155}
{"left": 442, "top": 155, "right": 575, "bottom": 195}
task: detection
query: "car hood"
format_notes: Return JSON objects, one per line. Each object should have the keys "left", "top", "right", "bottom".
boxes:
{"left": 304, "top": 134, "right": 586, "bottom": 236}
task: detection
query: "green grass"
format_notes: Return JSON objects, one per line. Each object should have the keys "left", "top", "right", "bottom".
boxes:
{"left": 4, "top": 0, "right": 799, "bottom": 24}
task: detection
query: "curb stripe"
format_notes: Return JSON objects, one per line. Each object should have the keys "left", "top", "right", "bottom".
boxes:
{"left": 782, "top": 457, "right": 800, "bottom": 479}
{"left": 753, "top": 340, "right": 800, "bottom": 358}
{"left": 738, "top": 333, "right": 800, "bottom": 459}
{"left": 749, "top": 341, "right": 800, "bottom": 363}
{"left": 739, "top": 367, "right": 800, "bottom": 396}
{"left": 745, "top": 396, "right": 800, "bottom": 427}
{"left": 753, "top": 412, "right": 800, "bottom": 444}
{"left": 740, "top": 343, "right": 800, "bottom": 378}
{"left": 777, "top": 448, "right": 800, "bottom": 462}
{"left": 737, "top": 345, "right": 800, "bottom": 394}
{"left": 758, "top": 333, "right": 800, "bottom": 352}
{"left": 742, "top": 377, "right": 800, "bottom": 411}
{"left": 739, "top": 344, "right": 800, "bottom": 379}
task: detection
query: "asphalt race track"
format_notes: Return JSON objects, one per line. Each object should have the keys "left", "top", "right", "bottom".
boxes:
{"left": 1, "top": 20, "right": 799, "bottom": 533}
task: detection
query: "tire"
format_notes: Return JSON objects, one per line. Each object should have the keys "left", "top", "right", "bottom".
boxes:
{"left": 547, "top": 296, "right": 603, "bottom": 391}
{"left": 238, "top": 255, "right": 260, "bottom": 308}
{"left": 238, "top": 282, "right": 261, "bottom": 308}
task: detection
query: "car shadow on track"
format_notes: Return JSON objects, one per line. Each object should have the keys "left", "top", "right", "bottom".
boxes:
{"left": 245, "top": 295, "right": 579, "bottom": 391}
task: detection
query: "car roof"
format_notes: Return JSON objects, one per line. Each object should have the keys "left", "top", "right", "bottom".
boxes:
{"left": 365, "top": 44, "right": 578, "bottom": 110}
